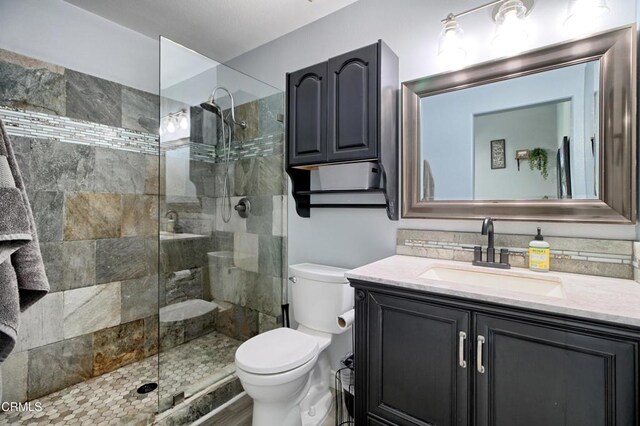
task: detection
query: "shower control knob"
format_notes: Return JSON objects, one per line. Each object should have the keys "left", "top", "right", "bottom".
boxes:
{"left": 234, "top": 198, "right": 251, "bottom": 218}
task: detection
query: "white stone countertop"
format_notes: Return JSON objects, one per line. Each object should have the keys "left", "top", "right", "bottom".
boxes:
{"left": 345, "top": 255, "right": 640, "bottom": 328}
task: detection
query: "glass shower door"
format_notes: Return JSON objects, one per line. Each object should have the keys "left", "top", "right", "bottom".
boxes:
{"left": 158, "top": 37, "right": 286, "bottom": 419}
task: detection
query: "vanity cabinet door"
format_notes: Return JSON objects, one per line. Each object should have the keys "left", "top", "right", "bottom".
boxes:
{"left": 286, "top": 62, "right": 327, "bottom": 166}
{"left": 475, "top": 314, "right": 637, "bottom": 426}
{"left": 367, "top": 292, "right": 470, "bottom": 426}
{"left": 327, "top": 43, "right": 378, "bottom": 162}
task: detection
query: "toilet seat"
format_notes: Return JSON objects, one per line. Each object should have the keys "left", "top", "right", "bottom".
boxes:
{"left": 235, "top": 328, "right": 319, "bottom": 375}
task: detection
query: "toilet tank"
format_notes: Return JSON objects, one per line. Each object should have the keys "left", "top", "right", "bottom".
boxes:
{"left": 289, "top": 263, "right": 354, "bottom": 334}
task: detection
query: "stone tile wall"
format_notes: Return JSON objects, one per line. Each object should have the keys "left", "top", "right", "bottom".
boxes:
{"left": 397, "top": 229, "right": 635, "bottom": 280}
{"left": 0, "top": 49, "right": 161, "bottom": 404}
{"left": 160, "top": 92, "right": 286, "bottom": 347}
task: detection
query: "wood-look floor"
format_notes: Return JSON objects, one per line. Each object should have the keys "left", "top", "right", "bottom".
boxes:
{"left": 202, "top": 394, "right": 336, "bottom": 426}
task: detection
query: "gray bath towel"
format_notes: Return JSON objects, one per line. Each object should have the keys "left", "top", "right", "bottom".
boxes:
{"left": 0, "top": 120, "right": 49, "bottom": 362}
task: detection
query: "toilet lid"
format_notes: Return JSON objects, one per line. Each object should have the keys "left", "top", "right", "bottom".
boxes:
{"left": 235, "top": 328, "right": 319, "bottom": 375}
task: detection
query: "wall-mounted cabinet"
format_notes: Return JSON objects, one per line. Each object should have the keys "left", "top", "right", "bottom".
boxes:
{"left": 286, "top": 40, "right": 399, "bottom": 220}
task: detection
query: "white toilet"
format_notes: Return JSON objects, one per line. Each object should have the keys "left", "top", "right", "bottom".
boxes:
{"left": 235, "top": 263, "right": 354, "bottom": 426}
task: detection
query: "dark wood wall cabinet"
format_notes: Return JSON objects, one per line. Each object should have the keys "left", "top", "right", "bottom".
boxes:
{"left": 351, "top": 281, "right": 640, "bottom": 426}
{"left": 285, "top": 40, "right": 399, "bottom": 220}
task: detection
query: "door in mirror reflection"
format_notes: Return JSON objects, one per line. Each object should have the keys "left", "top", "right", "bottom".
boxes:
{"left": 420, "top": 60, "right": 599, "bottom": 201}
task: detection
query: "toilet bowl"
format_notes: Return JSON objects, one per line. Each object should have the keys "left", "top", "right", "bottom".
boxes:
{"left": 235, "top": 263, "right": 353, "bottom": 426}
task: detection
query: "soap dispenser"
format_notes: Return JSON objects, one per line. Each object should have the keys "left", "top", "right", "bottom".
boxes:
{"left": 529, "top": 228, "right": 550, "bottom": 272}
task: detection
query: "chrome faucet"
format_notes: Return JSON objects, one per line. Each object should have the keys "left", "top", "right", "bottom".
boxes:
{"left": 473, "top": 217, "right": 510, "bottom": 269}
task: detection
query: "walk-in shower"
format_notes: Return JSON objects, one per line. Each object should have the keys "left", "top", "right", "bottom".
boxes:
{"left": 0, "top": 35, "right": 286, "bottom": 426}
{"left": 158, "top": 37, "right": 286, "bottom": 423}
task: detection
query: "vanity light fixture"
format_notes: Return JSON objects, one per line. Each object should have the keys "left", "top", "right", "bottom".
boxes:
{"left": 438, "top": 14, "right": 467, "bottom": 69}
{"left": 564, "top": 0, "right": 609, "bottom": 34}
{"left": 160, "top": 109, "right": 189, "bottom": 135}
{"left": 179, "top": 115, "right": 189, "bottom": 130}
{"left": 166, "top": 118, "right": 176, "bottom": 133}
{"left": 492, "top": 0, "right": 532, "bottom": 53}
{"left": 439, "top": 0, "right": 534, "bottom": 68}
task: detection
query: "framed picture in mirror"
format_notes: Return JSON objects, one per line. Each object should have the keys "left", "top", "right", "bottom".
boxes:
{"left": 490, "top": 139, "right": 506, "bottom": 170}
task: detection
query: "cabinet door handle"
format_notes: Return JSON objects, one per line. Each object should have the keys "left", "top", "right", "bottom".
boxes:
{"left": 458, "top": 331, "right": 467, "bottom": 368}
{"left": 477, "top": 335, "right": 486, "bottom": 374}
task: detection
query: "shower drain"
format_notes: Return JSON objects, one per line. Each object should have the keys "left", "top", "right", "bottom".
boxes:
{"left": 137, "top": 383, "right": 158, "bottom": 394}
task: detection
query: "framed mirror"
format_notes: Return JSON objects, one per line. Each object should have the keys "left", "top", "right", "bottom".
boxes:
{"left": 402, "top": 25, "right": 636, "bottom": 223}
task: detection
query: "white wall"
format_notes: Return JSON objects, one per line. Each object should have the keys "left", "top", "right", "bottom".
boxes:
{"left": 0, "top": 0, "right": 158, "bottom": 93}
{"left": 225, "top": 0, "right": 638, "bottom": 275}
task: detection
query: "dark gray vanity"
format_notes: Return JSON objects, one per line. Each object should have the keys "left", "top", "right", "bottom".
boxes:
{"left": 350, "top": 276, "right": 639, "bottom": 426}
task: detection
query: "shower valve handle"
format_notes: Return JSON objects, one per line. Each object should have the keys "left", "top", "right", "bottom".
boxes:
{"left": 234, "top": 198, "right": 251, "bottom": 218}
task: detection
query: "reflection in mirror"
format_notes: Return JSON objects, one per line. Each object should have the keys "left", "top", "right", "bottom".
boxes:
{"left": 420, "top": 60, "right": 599, "bottom": 201}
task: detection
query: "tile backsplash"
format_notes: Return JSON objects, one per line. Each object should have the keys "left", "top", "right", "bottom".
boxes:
{"left": 397, "top": 229, "right": 637, "bottom": 281}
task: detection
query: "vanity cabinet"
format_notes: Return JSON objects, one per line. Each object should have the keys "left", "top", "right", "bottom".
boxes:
{"left": 475, "top": 314, "right": 636, "bottom": 426}
{"left": 367, "top": 292, "right": 469, "bottom": 426}
{"left": 352, "top": 283, "right": 640, "bottom": 426}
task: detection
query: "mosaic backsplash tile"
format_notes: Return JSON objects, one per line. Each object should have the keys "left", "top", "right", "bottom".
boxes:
{"left": 397, "top": 229, "right": 635, "bottom": 280}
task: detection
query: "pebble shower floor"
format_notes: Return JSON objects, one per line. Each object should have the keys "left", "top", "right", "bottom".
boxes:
{"left": 0, "top": 332, "right": 241, "bottom": 425}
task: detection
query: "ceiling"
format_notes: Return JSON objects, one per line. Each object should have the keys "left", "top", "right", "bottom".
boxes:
{"left": 63, "top": 0, "right": 360, "bottom": 62}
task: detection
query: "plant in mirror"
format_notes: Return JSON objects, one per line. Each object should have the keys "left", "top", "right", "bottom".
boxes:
{"left": 402, "top": 25, "right": 636, "bottom": 223}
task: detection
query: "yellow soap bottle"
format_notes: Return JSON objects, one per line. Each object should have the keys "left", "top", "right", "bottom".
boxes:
{"left": 529, "top": 228, "right": 550, "bottom": 272}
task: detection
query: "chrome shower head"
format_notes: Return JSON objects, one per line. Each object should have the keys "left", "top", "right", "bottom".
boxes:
{"left": 200, "top": 87, "right": 247, "bottom": 129}
{"left": 199, "top": 99, "right": 223, "bottom": 116}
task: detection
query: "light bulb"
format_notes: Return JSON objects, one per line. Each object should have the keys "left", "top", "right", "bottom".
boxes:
{"left": 564, "top": 0, "right": 609, "bottom": 35}
{"left": 179, "top": 115, "right": 189, "bottom": 130}
{"left": 166, "top": 119, "right": 176, "bottom": 133}
{"left": 438, "top": 16, "right": 467, "bottom": 70}
{"left": 492, "top": 0, "right": 529, "bottom": 54}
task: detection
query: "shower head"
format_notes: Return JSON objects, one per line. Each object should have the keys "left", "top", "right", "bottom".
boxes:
{"left": 199, "top": 99, "right": 223, "bottom": 116}
{"left": 200, "top": 86, "right": 247, "bottom": 129}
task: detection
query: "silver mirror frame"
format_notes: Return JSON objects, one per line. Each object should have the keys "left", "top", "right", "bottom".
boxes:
{"left": 402, "top": 25, "right": 636, "bottom": 223}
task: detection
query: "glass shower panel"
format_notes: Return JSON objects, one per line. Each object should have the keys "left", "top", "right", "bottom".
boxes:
{"left": 158, "top": 37, "right": 286, "bottom": 416}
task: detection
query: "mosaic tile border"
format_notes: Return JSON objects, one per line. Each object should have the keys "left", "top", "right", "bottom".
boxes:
{"left": 397, "top": 229, "right": 635, "bottom": 280}
{"left": 0, "top": 106, "right": 159, "bottom": 155}
{"left": 401, "top": 239, "right": 633, "bottom": 265}
{"left": 220, "top": 133, "right": 284, "bottom": 161}
{"left": 162, "top": 132, "right": 283, "bottom": 163}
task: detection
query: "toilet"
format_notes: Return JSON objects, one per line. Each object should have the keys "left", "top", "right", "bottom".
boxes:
{"left": 235, "top": 263, "right": 354, "bottom": 426}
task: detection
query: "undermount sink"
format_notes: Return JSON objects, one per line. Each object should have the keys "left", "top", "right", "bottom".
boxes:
{"left": 419, "top": 264, "right": 564, "bottom": 298}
